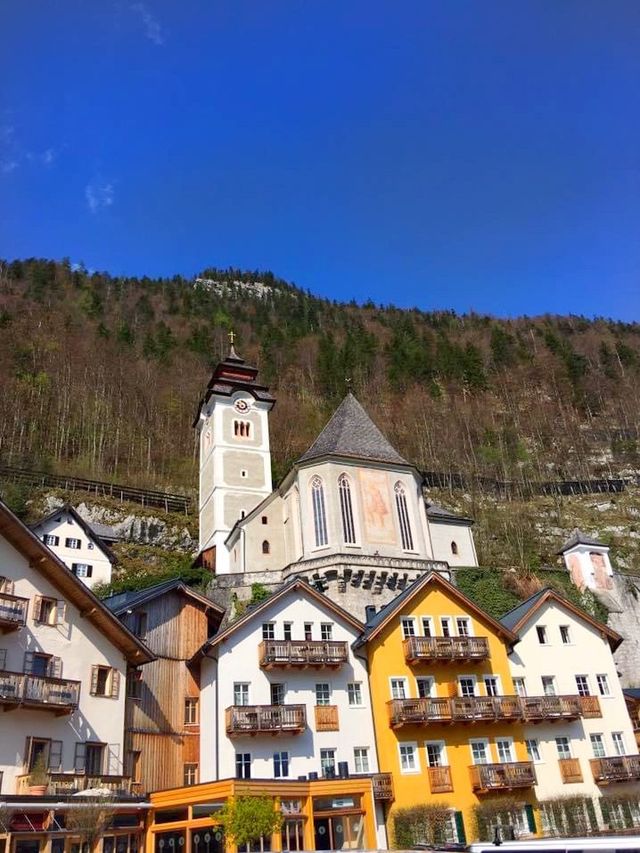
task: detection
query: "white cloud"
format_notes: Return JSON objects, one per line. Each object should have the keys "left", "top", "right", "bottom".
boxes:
{"left": 85, "top": 181, "right": 115, "bottom": 213}
{"left": 1, "top": 159, "right": 18, "bottom": 174}
{"left": 131, "top": 3, "right": 164, "bottom": 45}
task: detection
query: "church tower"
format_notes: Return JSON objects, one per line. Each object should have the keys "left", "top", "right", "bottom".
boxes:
{"left": 193, "top": 334, "right": 275, "bottom": 573}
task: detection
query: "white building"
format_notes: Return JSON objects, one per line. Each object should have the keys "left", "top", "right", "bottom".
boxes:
{"left": 502, "top": 588, "right": 640, "bottom": 825}
{"left": 0, "top": 499, "right": 153, "bottom": 795}
{"left": 558, "top": 528, "right": 614, "bottom": 593}
{"left": 31, "top": 503, "right": 117, "bottom": 589}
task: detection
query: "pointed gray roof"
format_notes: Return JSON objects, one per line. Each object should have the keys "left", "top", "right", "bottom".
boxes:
{"left": 298, "top": 393, "right": 409, "bottom": 466}
{"left": 557, "top": 527, "right": 607, "bottom": 554}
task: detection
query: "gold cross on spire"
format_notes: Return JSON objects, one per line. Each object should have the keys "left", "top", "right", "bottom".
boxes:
{"left": 228, "top": 329, "right": 236, "bottom": 346}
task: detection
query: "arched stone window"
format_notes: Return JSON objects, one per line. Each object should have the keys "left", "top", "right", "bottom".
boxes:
{"left": 262, "top": 540, "right": 270, "bottom": 555}
{"left": 311, "top": 475, "right": 328, "bottom": 547}
{"left": 338, "top": 474, "right": 356, "bottom": 545}
{"left": 394, "top": 482, "right": 414, "bottom": 551}
{"left": 451, "top": 541, "right": 458, "bottom": 555}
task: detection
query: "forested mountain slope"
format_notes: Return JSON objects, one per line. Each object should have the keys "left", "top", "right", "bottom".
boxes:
{"left": 2, "top": 257, "right": 640, "bottom": 492}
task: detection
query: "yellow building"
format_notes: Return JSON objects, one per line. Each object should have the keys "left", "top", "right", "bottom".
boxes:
{"left": 354, "top": 571, "right": 539, "bottom": 844}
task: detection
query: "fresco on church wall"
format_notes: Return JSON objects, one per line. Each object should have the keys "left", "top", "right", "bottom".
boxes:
{"left": 591, "top": 551, "right": 613, "bottom": 590}
{"left": 567, "top": 554, "right": 585, "bottom": 591}
{"left": 360, "top": 470, "right": 397, "bottom": 545}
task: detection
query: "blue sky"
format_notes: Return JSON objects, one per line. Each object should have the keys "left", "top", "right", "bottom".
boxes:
{"left": 1, "top": 1, "right": 639, "bottom": 319}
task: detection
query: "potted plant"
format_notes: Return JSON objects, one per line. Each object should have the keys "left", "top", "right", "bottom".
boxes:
{"left": 28, "top": 754, "right": 50, "bottom": 795}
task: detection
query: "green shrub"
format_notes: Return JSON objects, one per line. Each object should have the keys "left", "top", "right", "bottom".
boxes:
{"left": 392, "top": 803, "right": 454, "bottom": 847}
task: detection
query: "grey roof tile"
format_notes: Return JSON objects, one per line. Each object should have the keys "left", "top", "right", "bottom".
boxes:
{"left": 500, "top": 588, "right": 550, "bottom": 630}
{"left": 557, "top": 527, "right": 607, "bottom": 554}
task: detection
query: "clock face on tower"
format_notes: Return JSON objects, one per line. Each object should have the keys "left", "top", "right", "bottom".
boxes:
{"left": 234, "top": 399, "right": 250, "bottom": 413}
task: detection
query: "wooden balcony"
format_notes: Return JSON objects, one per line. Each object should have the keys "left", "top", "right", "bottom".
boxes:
{"left": 590, "top": 755, "right": 640, "bottom": 784}
{"left": 428, "top": 765, "right": 453, "bottom": 793}
{"left": 470, "top": 762, "right": 536, "bottom": 792}
{"left": 451, "top": 695, "right": 524, "bottom": 722}
{"left": 225, "top": 704, "right": 306, "bottom": 737}
{"left": 388, "top": 697, "right": 453, "bottom": 727}
{"left": 578, "top": 695, "right": 603, "bottom": 718}
{"left": 521, "top": 694, "right": 601, "bottom": 721}
{"left": 0, "top": 671, "right": 80, "bottom": 714}
{"left": 0, "top": 592, "right": 29, "bottom": 632}
{"left": 559, "top": 757, "right": 583, "bottom": 783}
{"left": 315, "top": 704, "right": 339, "bottom": 731}
{"left": 371, "top": 773, "right": 394, "bottom": 801}
{"left": 259, "top": 640, "right": 348, "bottom": 669}
{"left": 16, "top": 773, "right": 132, "bottom": 795}
{"left": 404, "top": 635, "right": 490, "bottom": 663}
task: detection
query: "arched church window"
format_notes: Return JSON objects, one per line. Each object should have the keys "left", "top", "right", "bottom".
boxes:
{"left": 394, "top": 482, "right": 414, "bottom": 551}
{"left": 338, "top": 474, "right": 356, "bottom": 545}
{"left": 262, "top": 540, "right": 270, "bottom": 555}
{"left": 451, "top": 541, "right": 458, "bottom": 555}
{"left": 311, "top": 476, "right": 328, "bottom": 548}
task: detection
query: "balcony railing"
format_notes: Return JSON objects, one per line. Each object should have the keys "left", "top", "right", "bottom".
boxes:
{"left": 404, "top": 635, "right": 490, "bottom": 663}
{"left": 428, "top": 765, "right": 453, "bottom": 793}
{"left": 225, "top": 704, "right": 306, "bottom": 736}
{"left": 371, "top": 773, "right": 394, "bottom": 801}
{"left": 315, "top": 704, "right": 339, "bottom": 731}
{"left": 590, "top": 755, "right": 640, "bottom": 784}
{"left": 559, "top": 757, "right": 583, "bottom": 783}
{"left": 0, "top": 592, "right": 29, "bottom": 632}
{"left": 470, "top": 762, "right": 536, "bottom": 792}
{"left": 387, "top": 694, "right": 599, "bottom": 728}
{"left": 16, "top": 773, "right": 132, "bottom": 795}
{"left": 0, "top": 671, "right": 80, "bottom": 714}
{"left": 259, "top": 640, "right": 348, "bottom": 669}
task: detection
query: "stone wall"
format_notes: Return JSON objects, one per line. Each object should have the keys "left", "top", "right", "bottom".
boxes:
{"left": 605, "top": 573, "right": 640, "bottom": 687}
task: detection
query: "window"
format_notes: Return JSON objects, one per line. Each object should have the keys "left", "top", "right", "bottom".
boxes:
{"left": 315, "top": 683, "right": 331, "bottom": 706}
{"left": 271, "top": 683, "right": 286, "bottom": 706}
{"left": 25, "top": 737, "right": 63, "bottom": 771}
{"left": 536, "top": 626, "right": 548, "bottom": 644}
{"left": 304, "top": 623, "right": 313, "bottom": 641}
{"left": 394, "top": 482, "right": 414, "bottom": 550}
{"left": 484, "top": 676, "right": 500, "bottom": 697}
{"left": 90, "top": 665, "right": 120, "bottom": 698}
{"left": 72, "top": 563, "right": 93, "bottom": 578}
{"left": 456, "top": 617, "right": 471, "bottom": 636}
{"left": 390, "top": 678, "right": 407, "bottom": 700}
{"left": 85, "top": 743, "right": 106, "bottom": 776}
{"left": 43, "top": 534, "right": 59, "bottom": 546}
{"left": 347, "top": 683, "right": 363, "bottom": 706}
{"left": 440, "top": 617, "right": 451, "bottom": 637}
{"left": 262, "top": 540, "right": 270, "bottom": 555}
{"left": 559, "top": 625, "right": 571, "bottom": 644}
{"left": 0, "top": 648, "right": 6, "bottom": 670}
{"left": 590, "top": 734, "right": 605, "bottom": 758}
{"left": 235, "top": 753, "right": 251, "bottom": 779}
{"left": 421, "top": 617, "right": 433, "bottom": 637}
{"left": 525, "top": 739, "right": 541, "bottom": 763}
{"left": 25, "top": 652, "right": 58, "bottom": 678}
{"left": 596, "top": 674, "right": 610, "bottom": 696}
{"left": 127, "top": 668, "right": 143, "bottom": 700}
{"left": 133, "top": 611, "right": 148, "bottom": 638}
{"left": 262, "top": 516, "right": 268, "bottom": 524}
{"left": 542, "top": 676, "right": 557, "bottom": 696}
{"left": 451, "top": 541, "right": 458, "bottom": 555}
{"left": 354, "top": 747, "right": 369, "bottom": 773}
{"left": 399, "top": 743, "right": 418, "bottom": 773}
{"left": 555, "top": 737, "right": 572, "bottom": 760}
{"left": 575, "top": 675, "right": 590, "bottom": 697}
{"left": 514, "top": 678, "right": 527, "bottom": 697}
{"left": 425, "top": 742, "right": 445, "bottom": 767}
{"left": 183, "top": 763, "right": 198, "bottom": 786}
{"left": 401, "top": 617, "right": 416, "bottom": 639}
{"left": 496, "top": 739, "right": 514, "bottom": 763}
{"left": 338, "top": 475, "right": 357, "bottom": 544}
{"left": 320, "top": 623, "right": 333, "bottom": 641}
{"left": 459, "top": 677, "right": 476, "bottom": 697}
{"left": 470, "top": 740, "right": 489, "bottom": 765}
{"left": 262, "top": 623, "right": 275, "bottom": 640}
{"left": 273, "top": 751, "right": 289, "bottom": 778}
{"left": 65, "top": 537, "right": 81, "bottom": 549}
{"left": 234, "top": 420, "right": 251, "bottom": 438}
{"left": 33, "top": 595, "right": 65, "bottom": 626}
{"left": 612, "top": 732, "right": 626, "bottom": 756}
{"left": 283, "top": 623, "right": 292, "bottom": 641}
{"left": 311, "top": 476, "right": 328, "bottom": 547}
{"left": 233, "top": 683, "right": 249, "bottom": 706}
{"left": 320, "top": 748, "right": 336, "bottom": 777}
{"left": 184, "top": 698, "right": 198, "bottom": 725}
{"left": 417, "top": 677, "right": 434, "bottom": 699}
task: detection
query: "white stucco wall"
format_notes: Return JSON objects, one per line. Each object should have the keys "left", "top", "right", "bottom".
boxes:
{"left": 199, "top": 588, "right": 378, "bottom": 783}
{"left": 427, "top": 519, "right": 477, "bottom": 566}
{"left": 0, "top": 535, "right": 128, "bottom": 794}
{"left": 32, "top": 513, "right": 113, "bottom": 589}
{"left": 508, "top": 599, "right": 638, "bottom": 801}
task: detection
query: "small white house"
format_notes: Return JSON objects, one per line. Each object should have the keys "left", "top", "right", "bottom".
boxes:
{"left": 558, "top": 528, "right": 614, "bottom": 593}
{"left": 31, "top": 503, "right": 117, "bottom": 589}
{"left": 0, "top": 499, "right": 153, "bottom": 795}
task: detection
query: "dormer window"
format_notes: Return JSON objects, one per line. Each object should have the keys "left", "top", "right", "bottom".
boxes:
{"left": 234, "top": 420, "right": 251, "bottom": 439}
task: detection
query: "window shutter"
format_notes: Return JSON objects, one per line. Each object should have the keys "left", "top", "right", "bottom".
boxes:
{"left": 56, "top": 600, "right": 66, "bottom": 625}
{"left": 600, "top": 799, "right": 611, "bottom": 828}
{"left": 90, "top": 665, "right": 99, "bottom": 695}
{"left": 0, "top": 649, "right": 6, "bottom": 670}
{"left": 110, "top": 669, "right": 121, "bottom": 699}
{"left": 33, "top": 595, "right": 43, "bottom": 622}
{"left": 454, "top": 811, "right": 467, "bottom": 845}
{"left": 24, "top": 736, "right": 34, "bottom": 771}
{"left": 49, "top": 740, "right": 63, "bottom": 771}
{"left": 107, "top": 743, "right": 121, "bottom": 775}
{"left": 87, "top": 565, "right": 93, "bottom": 577}
{"left": 3, "top": 578, "right": 14, "bottom": 595}
{"left": 49, "top": 656, "right": 62, "bottom": 679}
{"left": 74, "top": 742, "right": 86, "bottom": 772}
{"left": 23, "top": 651, "right": 35, "bottom": 675}
{"left": 524, "top": 804, "right": 536, "bottom": 834}
{"left": 54, "top": 536, "right": 59, "bottom": 546}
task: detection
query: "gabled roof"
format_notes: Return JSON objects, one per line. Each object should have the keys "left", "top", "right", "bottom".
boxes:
{"left": 192, "top": 576, "right": 364, "bottom": 664}
{"left": 500, "top": 587, "right": 622, "bottom": 651}
{"left": 298, "top": 393, "right": 409, "bottom": 466}
{"left": 103, "top": 577, "right": 224, "bottom": 617}
{"left": 31, "top": 503, "right": 118, "bottom": 564}
{"left": 426, "top": 502, "right": 473, "bottom": 525}
{"left": 353, "top": 571, "right": 519, "bottom": 649}
{"left": 557, "top": 528, "right": 607, "bottom": 554}
{"left": 0, "top": 500, "right": 153, "bottom": 664}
